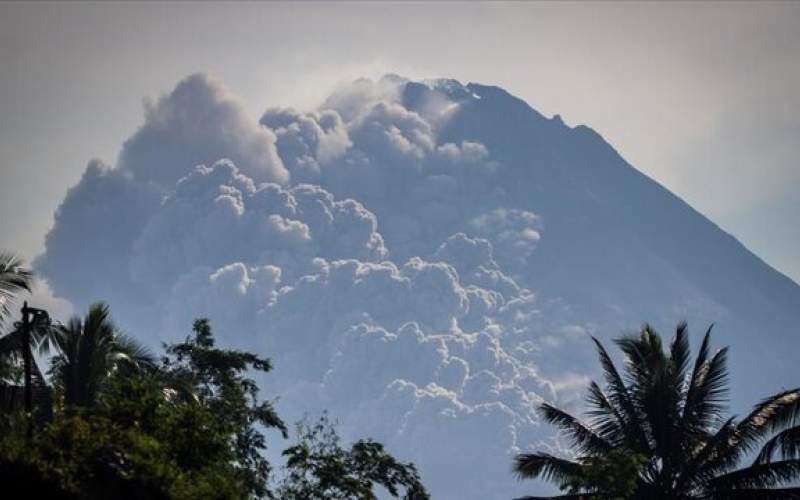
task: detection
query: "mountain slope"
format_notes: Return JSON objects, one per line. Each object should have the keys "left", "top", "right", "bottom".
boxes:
{"left": 433, "top": 80, "right": 799, "bottom": 395}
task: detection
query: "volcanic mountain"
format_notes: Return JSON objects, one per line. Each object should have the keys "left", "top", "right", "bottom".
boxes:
{"left": 37, "top": 74, "right": 800, "bottom": 498}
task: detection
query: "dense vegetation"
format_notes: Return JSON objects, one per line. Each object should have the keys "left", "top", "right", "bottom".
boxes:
{"left": 0, "top": 253, "right": 428, "bottom": 499}
{"left": 514, "top": 323, "right": 800, "bottom": 499}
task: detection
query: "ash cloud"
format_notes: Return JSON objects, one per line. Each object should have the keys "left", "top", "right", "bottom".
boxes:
{"left": 36, "top": 73, "right": 595, "bottom": 499}
{"left": 261, "top": 76, "right": 509, "bottom": 266}
{"left": 120, "top": 73, "right": 289, "bottom": 189}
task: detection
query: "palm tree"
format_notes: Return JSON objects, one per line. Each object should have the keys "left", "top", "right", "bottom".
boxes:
{"left": 0, "top": 251, "right": 32, "bottom": 323}
{"left": 514, "top": 322, "right": 800, "bottom": 499}
{"left": 50, "top": 302, "right": 154, "bottom": 410}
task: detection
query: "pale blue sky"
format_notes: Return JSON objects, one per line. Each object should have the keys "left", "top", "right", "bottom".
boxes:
{"left": 2, "top": 1, "right": 799, "bottom": 282}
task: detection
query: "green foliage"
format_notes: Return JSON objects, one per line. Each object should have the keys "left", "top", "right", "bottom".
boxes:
{"left": 0, "top": 413, "right": 167, "bottom": 498}
{"left": 514, "top": 322, "right": 800, "bottom": 499}
{"left": 1, "top": 314, "right": 288, "bottom": 499}
{"left": 277, "top": 414, "right": 429, "bottom": 500}
{"left": 156, "top": 318, "right": 288, "bottom": 498}
{"left": 50, "top": 302, "right": 155, "bottom": 410}
{"left": 0, "top": 407, "right": 256, "bottom": 499}
{"left": 563, "top": 450, "right": 647, "bottom": 499}
{"left": 0, "top": 251, "right": 32, "bottom": 321}
{"left": 0, "top": 302, "right": 428, "bottom": 500}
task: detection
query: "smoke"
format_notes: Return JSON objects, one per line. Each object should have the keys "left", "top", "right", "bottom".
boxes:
{"left": 120, "top": 73, "right": 288, "bottom": 188}
{"left": 37, "top": 73, "right": 593, "bottom": 499}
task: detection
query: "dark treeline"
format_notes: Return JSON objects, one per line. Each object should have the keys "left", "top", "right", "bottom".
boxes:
{"left": 0, "top": 253, "right": 428, "bottom": 500}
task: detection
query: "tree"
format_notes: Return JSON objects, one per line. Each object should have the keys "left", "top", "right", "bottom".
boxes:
{"left": 158, "top": 318, "right": 288, "bottom": 498}
{"left": 1, "top": 308, "right": 429, "bottom": 499}
{"left": 1, "top": 316, "right": 290, "bottom": 499}
{"left": 0, "top": 251, "right": 32, "bottom": 322}
{"left": 277, "top": 413, "right": 429, "bottom": 500}
{"left": 50, "top": 302, "right": 154, "bottom": 410}
{"left": 513, "top": 322, "right": 800, "bottom": 499}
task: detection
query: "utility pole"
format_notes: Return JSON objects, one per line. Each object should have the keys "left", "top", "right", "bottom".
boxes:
{"left": 21, "top": 301, "right": 32, "bottom": 440}
{"left": 18, "top": 301, "right": 50, "bottom": 441}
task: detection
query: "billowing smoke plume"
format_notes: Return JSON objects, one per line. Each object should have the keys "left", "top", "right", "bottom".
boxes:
{"left": 37, "top": 73, "right": 586, "bottom": 498}
{"left": 122, "top": 73, "right": 289, "bottom": 188}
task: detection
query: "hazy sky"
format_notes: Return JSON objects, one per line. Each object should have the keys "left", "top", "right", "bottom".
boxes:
{"left": 2, "top": 1, "right": 799, "bottom": 282}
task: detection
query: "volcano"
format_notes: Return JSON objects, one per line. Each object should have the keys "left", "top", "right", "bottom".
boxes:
{"left": 37, "top": 74, "right": 800, "bottom": 499}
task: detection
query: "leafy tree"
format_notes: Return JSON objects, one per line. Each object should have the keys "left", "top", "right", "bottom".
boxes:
{"left": 278, "top": 413, "right": 429, "bottom": 500}
{"left": 157, "top": 318, "right": 288, "bottom": 498}
{"left": 514, "top": 322, "right": 800, "bottom": 499}
{"left": 1, "top": 316, "right": 290, "bottom": 499}
{"left": 50, "top": 302, "right": 154, "bottom": 410}
{"left": 0, "top": 412, "right": 169, "bottom": 499}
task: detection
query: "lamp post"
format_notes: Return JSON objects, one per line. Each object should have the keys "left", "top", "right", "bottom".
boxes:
{"left": 17, "top": 301, "right": 51, "bottom": 440}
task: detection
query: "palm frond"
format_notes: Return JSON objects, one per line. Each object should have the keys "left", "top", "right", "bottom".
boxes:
{"left": 50, "top": 316, "right": 83, "bottom": 405}
{"left": 32, "top": 324, "right": 58, "bottom": 356}
{"left": 709, "top": 460, "right": 800, "bottom": 490}
{"left": 669, "top": 321, "right": 691, "bottom": 387}
{"left": 539, "top": 402, "right": 612, "bottom": 455}
{"left": 763, "top": 389, "right": 800, "bottom": 434}
{"left": 704, "top": 487, "right": 800, "bottom": 499}
{"left": 50, "top": 302, "right": 156, "bottom": 409}
{"left": 684, "top": 417, "right": 742, "bottom": 490}
{"left": 736, "top": 389, "right": 800, "bottom": 457}
{"left": 112, "top": 333, "right": 156, "bottom": 370}
{"left": 615, "top": 326, "right": 665, "bottom": 402}
{"left": 585, "top": 380, "right": 625, "bottom": 445}
{"left": 756, "top": 426, "right": 800, "bottom": 465}
{"left": 683, "top": 326, "right": 730, "bottom": 437}
{"left": 0, "top": 252, "right": 32, "bottom": 321}
{"left": 687, "top": 346, "right": 730, "bottom": 437}
{"left": 617, "top": 325, "right": 685, "bottom": 462}
{"left": 513, "top": 453, "right": 582, "bottom": 484}
{"left": 590, "top": 336, "right": 650, "bottom": 452}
